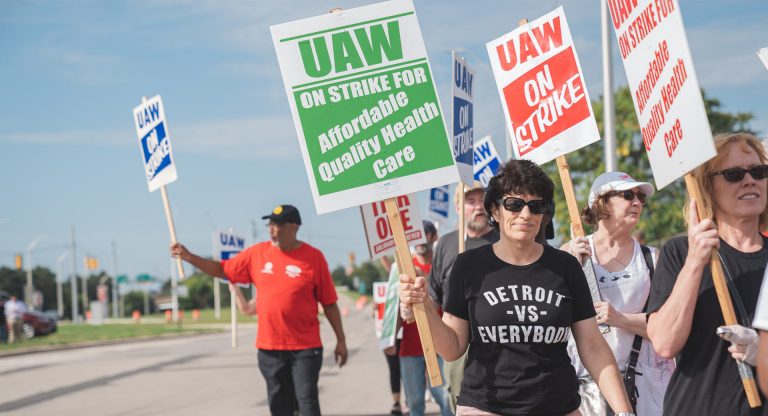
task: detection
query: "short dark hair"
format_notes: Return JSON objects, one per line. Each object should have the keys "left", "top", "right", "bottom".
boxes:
{"left": 484, "top": 159, "right": 555, "bottom": 228}
{"left": 422, "top": 220, "right": 437, "bottom": 238}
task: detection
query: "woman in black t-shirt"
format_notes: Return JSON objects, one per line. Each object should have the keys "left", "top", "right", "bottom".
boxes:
{"left": 399, "top": 160, "right": 633, "bottom": 416}
{"left": 647, "top": 132, "right": 768, "bottom": 416}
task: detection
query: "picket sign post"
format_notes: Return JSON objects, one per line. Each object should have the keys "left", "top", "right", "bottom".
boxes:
{"left": 600, "top": 0, "right": 759, "bottom": 404}
{"left": 385, "top": 197, "right": 443, "bottom": 387}
{"left": 555, "top": 155, "right": 605, "bottom": 306}
{"left": 139, "top": 96, "right": 186, "bottom": 281}
{"left": 161, "top": 183, "right": 183, "bottom": 324}
{"left": 159, "top": 186, "right": 185, "bottom": 280}
{"left": 684, "top": 174, "right": 761, "bottom": 407}
{"left": 503, "top": 19, "right": 605, "bottom": 312}
{"left": 213, "top": 228, "right": 247, "bottom": 348}
{"left": 133, "top": 94, "right": 183, "bottom": 325}
{"left": 271, "top": 0, "right": 457, "bottom": 388}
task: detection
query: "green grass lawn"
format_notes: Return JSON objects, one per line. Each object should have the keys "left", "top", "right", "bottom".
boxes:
{"left": 0, "top": 307, "right": 257, "bottom": 353}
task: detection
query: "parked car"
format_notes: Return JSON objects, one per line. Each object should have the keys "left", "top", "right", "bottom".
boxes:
{"left": 22, "top": 310, "right": 57, "bottom": 339}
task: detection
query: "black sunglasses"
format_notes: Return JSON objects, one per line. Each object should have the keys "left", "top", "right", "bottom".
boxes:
{"left": 606, "top": 189, "right": 647, "bottom": 204}
{"left": 497, "top": 197, "right": 548, "bottom": 215}
{"left": 710, "top": 165, "right": 768, "bottom": 183}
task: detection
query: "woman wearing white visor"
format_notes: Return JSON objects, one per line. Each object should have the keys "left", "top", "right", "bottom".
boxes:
{"left": 563, "top": 171, "right": 675, "bottom": 416}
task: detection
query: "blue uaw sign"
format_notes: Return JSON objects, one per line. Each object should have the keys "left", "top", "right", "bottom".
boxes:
{"left": 428, "top": 185, "right": 450, "bottom": 225}
{"left": 452, "top": 52, "right": 475, "bottom": 184}
{"left": 132, "top": 95, "right": 178, "bottom": 192}
{"left": 214, "top": 229, "right": 246, "bottom": 261}
{"left": 213, "top": 229, "right": 249, "bottom": 290}
{"left": 473, "top": 135, "right": 502, "bottom": 188}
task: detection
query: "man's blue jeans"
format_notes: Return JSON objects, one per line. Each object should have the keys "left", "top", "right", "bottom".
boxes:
{"left": 400, "top": 355, "right": 452, "bottom": 416}
{"left": 258, "top": 347, "right": 323, "bottom": 416}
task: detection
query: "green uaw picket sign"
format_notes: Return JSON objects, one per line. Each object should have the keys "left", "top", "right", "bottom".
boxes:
{"left": 271, "top": 0, "right": 458, "bottom": 214}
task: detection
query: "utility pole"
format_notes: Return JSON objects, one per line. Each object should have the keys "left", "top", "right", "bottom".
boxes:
{"left": 81, "top": 255, "right": 89, "bottom": 318}
{"left": 602, "top": 0, "right": 617, "bottom": 172}
{"left": 25, "top": 235, "right": 47, "bottom": 309}
{"left": 56, "top": 252, "right": 68, "bottom": 318}
{"left": 70, "top": 227, "right": 79, "bottom": 323}
{"left": 111, "top": 241, "right": 119, "bottom": 318}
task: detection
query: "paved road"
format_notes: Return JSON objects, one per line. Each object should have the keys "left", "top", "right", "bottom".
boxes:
{"left": 0, "top": 295, "right": 444, "bottom": 415}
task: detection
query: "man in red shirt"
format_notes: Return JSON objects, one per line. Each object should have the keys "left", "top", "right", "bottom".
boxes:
{"left": 170, "top": 204, "right": 347, "bottom": 416}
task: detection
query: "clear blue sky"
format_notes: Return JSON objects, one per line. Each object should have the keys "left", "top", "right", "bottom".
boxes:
{"left": 1, "top": 0, "right": 767, "bottom": 283}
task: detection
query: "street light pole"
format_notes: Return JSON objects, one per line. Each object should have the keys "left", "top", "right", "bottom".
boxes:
{"left": 56, "top": 252, "right": 68, "bottom": 318}
{"left": 25, "top": 235, "right": 48, "bottom": 309}
{"left": 70, "top": 227, "right": 79, "bottom": 323}
{"left": 602, "top": 0, "right": 617, "bottom": 172}
{"left": 81, "top": 256, "right": 89, "bottom": 318}
{"left": 111, "top": 241, "right": 119, "bottom": 319}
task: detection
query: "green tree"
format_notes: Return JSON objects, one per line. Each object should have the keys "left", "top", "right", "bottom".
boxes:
{"left": 353, "top": 261, "right": 385, "bottom": 295}
{"left": 331, "top": 265, "right": 351, "bottom": 288}
{"left": 123, "top": 290, "right": 156, "bottom": 315}
{"left": 546, "top": 87, "right": 755, "bottom": 246}
{"left": 0, "top": 267, "right": 27, "bottom": 300}
{"left": 172, "top": 273, "right": 232, "bottom": 309}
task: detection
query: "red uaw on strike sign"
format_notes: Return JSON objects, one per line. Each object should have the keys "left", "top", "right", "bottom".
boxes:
{"left": 608, "top": 0, "right": 715, "bottom": 189}
{"left": 486, "top": 7, "right": 600, "bottom": 165}
{"left": 360, "top": 194, "right": 426, "bottom": 259}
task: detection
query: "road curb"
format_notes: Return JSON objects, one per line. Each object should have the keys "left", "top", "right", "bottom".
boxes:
{"left": 0, "top": 329, "right": 225, "bottom": 358}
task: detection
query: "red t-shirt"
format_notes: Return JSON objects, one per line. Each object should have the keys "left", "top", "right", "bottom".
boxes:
{"left": 222, "top": 241, "right": 338, "bottom": 350}
{"left": 400, "top": 257, "right": 433, "bottom": 357}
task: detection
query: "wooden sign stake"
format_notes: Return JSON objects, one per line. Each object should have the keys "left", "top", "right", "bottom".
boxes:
{"left": 556, "top": 156, "right": 605, "bottom": 315}
{"left": 385, "top": 197, "right": 443, "bottom": 387}
{"left": 141, "top": 95, "right": 185, "bottom": 281}
{"left": 519, "top": 15, "right": 604, "bottom": 323}
{"left": 684, "top": 173, "right": 761, "bottom": 407}
{"left": 160, "top": 185, "right": 186, "bottom": 280}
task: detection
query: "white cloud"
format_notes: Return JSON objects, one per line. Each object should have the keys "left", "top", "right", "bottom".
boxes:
{"left": 0, "top": 116, "right": 301, "bottom": 160}
{"left": 688, "top": 20, "right": 768, "bottom": 88}
{"left": 173, "top": 116, "right": 300, "bottom": 160}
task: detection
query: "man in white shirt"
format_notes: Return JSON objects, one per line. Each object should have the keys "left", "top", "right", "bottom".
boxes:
{"left": 5, "top": 295, "right": 27, "bottom": 343}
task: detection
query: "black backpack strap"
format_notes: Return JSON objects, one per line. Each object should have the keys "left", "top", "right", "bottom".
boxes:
{"left": 640, "top": 244, "right": 655, "bottom": 281}
{"left": 624, "top": 244, "right": 655, "bottom": 412}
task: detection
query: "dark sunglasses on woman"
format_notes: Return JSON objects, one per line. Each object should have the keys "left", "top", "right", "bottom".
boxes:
{"left": 710, "top": 165, "right": 768, "bottom": 183}
{"left": 607, "top": 189, "right": 647, "bottom": 204}
{"left": 498, "top": 197, "right": 548, "bottom": 215}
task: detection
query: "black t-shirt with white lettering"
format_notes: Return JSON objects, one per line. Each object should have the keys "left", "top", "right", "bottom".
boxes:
{"left": 444, "top": 244, "right": 596, "bottom": 415}
{"left": 647, "top": 236, "right": 768, "bottom": 416}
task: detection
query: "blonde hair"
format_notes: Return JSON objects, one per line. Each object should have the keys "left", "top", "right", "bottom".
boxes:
{"left": 685, "top": 132, "right": 768, "bottom": 228}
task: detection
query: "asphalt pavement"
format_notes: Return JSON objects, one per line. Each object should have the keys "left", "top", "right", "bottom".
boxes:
{"left": 0, "top": 294, "right": 444, "bottom": 415}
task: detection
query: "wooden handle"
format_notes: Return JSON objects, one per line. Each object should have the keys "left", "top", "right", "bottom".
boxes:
{"left": 684, "top": 173, "right": 761, "bottom": 407}
{"left": 556, "top": 155, "right": 586, "bottom": 238}
{"left": 160, "top": 185, "right": 186, "bottom": 279}
{"left": 384, "top": 197, "right": 443, "bottom": 387}
{"left": 556, "top": 155, "right": 605, "bottom": 333}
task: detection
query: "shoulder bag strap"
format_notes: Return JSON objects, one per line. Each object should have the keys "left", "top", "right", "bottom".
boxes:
{"left": 624, "top": 245, "right": 655, "bottom": 411}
